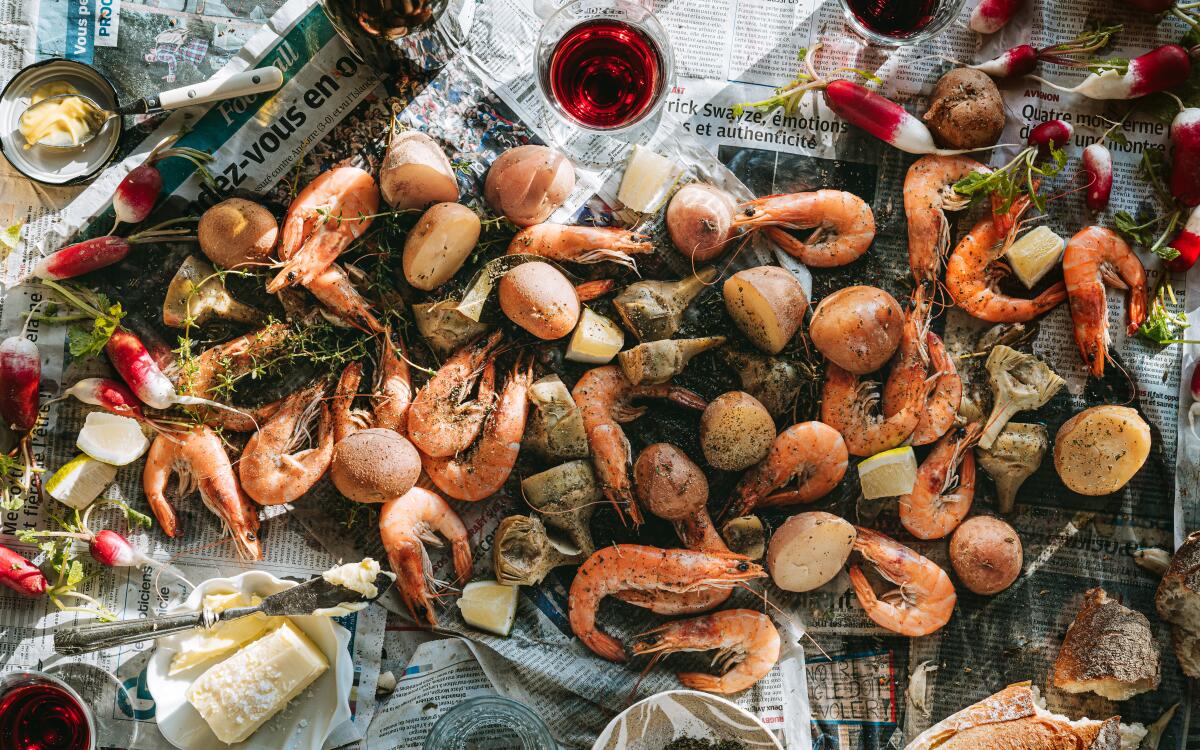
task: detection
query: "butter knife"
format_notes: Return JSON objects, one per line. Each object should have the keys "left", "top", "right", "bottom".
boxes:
{"left": 54, "top": 571, "right": 395, "bottom": 656}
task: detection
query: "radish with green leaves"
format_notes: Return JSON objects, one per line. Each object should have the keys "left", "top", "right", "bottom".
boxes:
{"left": 953, "top": 119, "right": 1073, "bottom": 211}
{"left": 1170, "top": 108, "right": 1200, "bottom": 207}
{"left": 971, "top": 26, "right": 1122, "bottom": 79}
{"left": 104, "top": 329, "right": 243, "bottom": 417}
{"left": 1032, "top": 44, "right": 1192, "bottom": 100}
{"left": 1166, "top": 206, "right": 1200, "bottom": 272}
{"left": 969, "top": 0, "right": 1024, "bottom": 34}
{"left": 31, "top": 218, "right": 196, "bottom": 281}
{"left": 112, "top": 146, "right": 212, "bottom": 230}
{"left": 1081, "top": 143, "right": 1113, "bottom": 211}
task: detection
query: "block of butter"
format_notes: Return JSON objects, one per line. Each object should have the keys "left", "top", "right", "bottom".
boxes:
{"left": 186, "top": 620, "right": 329, "bottom": 744}
{"left": 169, "top": 592, "right": 282, "bottom": 675}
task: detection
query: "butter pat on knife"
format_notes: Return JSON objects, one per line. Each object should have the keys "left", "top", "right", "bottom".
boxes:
{"left": 186, "top": 620, "right": 329, "bottom": 744}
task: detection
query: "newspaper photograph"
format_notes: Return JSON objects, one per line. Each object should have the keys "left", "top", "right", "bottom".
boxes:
{"left": 0, "top": 0, "right": 1195, "bottom": 746}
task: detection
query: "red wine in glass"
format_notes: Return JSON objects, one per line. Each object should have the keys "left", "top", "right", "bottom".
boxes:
{"left": 548, "top": 19, "right": 663, "bottom": 129}
{"left": 0, "top": 681, "right": 91, "bottom": 750}
{"left": 845, "top": 0, "right": 937, "bottom": 36}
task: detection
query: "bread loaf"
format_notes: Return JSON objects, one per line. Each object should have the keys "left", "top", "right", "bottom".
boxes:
{"left": 1155, "top": 530, "right": 1200, "bottom": 678}
{"left": 1052, "top": 588, "right": 1160, "bottom": 700}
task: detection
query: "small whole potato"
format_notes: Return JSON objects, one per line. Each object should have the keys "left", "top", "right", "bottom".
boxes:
{"left": 1054, "top": 405, "right": 1151, "bottom": 495}
{"left": 949, "top": 516, "right": 1023, "bottom": 595}
{"left": 666, "top": 183, "right": 736, "bottom": 262}
{"left": 923, "top": 68, "right": 1005, "bottom": 149}
{"left": 380, "top": 131, "right": 459, "bottom": 210}
{"left": 633, "top": 443, "right": 709, "bottom": 521}
{"left": 498, "top": 261, "right": 580, "bottom": 340}
{"left": 810, "top": 285, "right": 903, "bottom": 374}
{"left": 923, "top": 68, "right": 1005, "bottom": 150}
{"left": 330, "top": 428, "right": 421, "bottom": 503}
{"left": 402, "top": 202, "right": 481, "bottom": 291}
{"left": 701, "top": 391, "right": 776, "bottom": 471}
{"left": 198, "top": 198, "right": 278, "bottom": 268}
{"left": 767, "top": 511, "right": 856, "bottom": 592}
{"left": 485, "top": 145, "right": 575, "bottom": 227}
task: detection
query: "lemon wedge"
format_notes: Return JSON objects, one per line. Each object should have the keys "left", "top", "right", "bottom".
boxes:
{"left": 76, "top": 412, "right": 149, "bottom": 466}
{"left": 457, "top": 581, "right": 518, "bottom": 636}
{"left": 45, "top": 454, "right": 118, "bottom": 509}
{"left": 1005, "top": 226, "right": 1065, "bottom": 288}
{"left": 857, "top": 446, "right": 918, "bottom": 499}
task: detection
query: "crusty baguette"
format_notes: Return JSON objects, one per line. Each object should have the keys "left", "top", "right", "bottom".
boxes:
{"left": 1155, "top": 530, "right": 1200, "bottom": 678}
{"left": 1052, "top": 588, "right": 1160, "bottom": 700}
{"left": 904, "top": 682, "right": 1122, "bottom": 750}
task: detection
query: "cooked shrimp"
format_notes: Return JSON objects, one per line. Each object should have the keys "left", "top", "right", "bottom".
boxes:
{"left": 332, "top": 360, "right": 369, "bottom": 442}
{"left": 568, "top": 545, "right": 765, "bottom": 662}
{"left": 881, "top": 296, "right": 933, "bottom": 431}
{"left": 423, "top": 357, "right": 531, "bottom": 501}
{"left": 629, "top": 609, "right": 780, "bottom": 694}
{"left": 379, "top": 486, "right": 472, "bottom": 627}
{"left": 881, "top": 303, "right": 960, "bottom": 445}
{"left": 1062, "top": 226, "right": 1148, "bottom": 378}
{"left": 911, "top": 333, "right": 961, "bottom": 445}
{"left": 945, "top": 213, "right": 1067, "bottom": 323}
{"left": 904, "top": 155, "right": 990, "bottom": 287}
{"left": 407, "top": 331, "right": 501, "bottom": 457}
{"left": 507, "top": 225, "right": 653, "bottom": 267}
{"left": 723, "top": 421, "right": 849, "bottom": 519}
{"left": 306, "top": 263, "right": 385, "bottom": 333}
{"left": 182, "top": 323, "right": 291, "bottom": 432}
{"left": 371, "top": 330, "right": 412, "bottom": 434}
{"left": 821, "top": 362, "right": 935, "bottom": 457}
{"left": 899, "top": 424, "right": 980, "bottom": 540}
{"left": 572, "top": 366, "right": 706, "bottom": 526}
{"left": 266, "top": 166, "right": 380, "bottom": 293}
{"left": 733, "top": 190, "right": 875, "bottom": 267}
{"left": 849, "top": 526, "right": 955, "bottom": 637}
{"left": 143, "top": 426, "right": 262, "bottom": 560}
{"left": 238, "top": 382, "right": 334, "bottom": 506}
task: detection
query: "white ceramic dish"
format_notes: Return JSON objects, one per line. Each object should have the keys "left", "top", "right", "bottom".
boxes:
{"left": 592, "top": 689, "right": 784, "bottom": 750}
{"left": 146, "top": 570, "right": 353, "bottom": 750}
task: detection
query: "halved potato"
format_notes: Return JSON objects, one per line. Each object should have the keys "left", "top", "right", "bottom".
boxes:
{"left": 722, "top": 266, "right": 807, "bottom": 354}
{"left": 767, "top": 511, "right": 856, "bottom": 592}
{"left": 402, "top": 202, "right": 481, "bottom": 291}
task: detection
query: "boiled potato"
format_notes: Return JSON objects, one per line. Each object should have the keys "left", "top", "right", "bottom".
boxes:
{"left": 666, "top": 183, "right": 736, "bottom": 262}
{"left": 723, "top": 266, "right": 807, "bottom": 354}
{"left": 949, "top": 516, "right": 1022, "bottom": 595}
{"left": 198, "top": 198, "right": 278, "bottom": 268}
{"left": 484, "top": 145, "right": 575, "bottom": 227}
{"left": 809, "top": 285, "right": 902, "bottom": 374}
{"left": 402, "top": 202, "right": 481, "bottom": 291}
{"left": 767, "top": 511, "right": 856, "bottom": 592}
{"left": 700, "top": 391, "right": 776, "bottom": 471}
{"left": 923, "top": 68, "right": 1005, "bottom": 150}
{"left": 330, "top": 428, "right": 421, "bottom": 503}
{"left": 498, "top": 261, "right": 580, "bottom": 340}
{"left": 1054, "top": 405, "right": 1151, "bottom": 495}
{"left": 633, "top": 443, "right": 709, "bottom": 522}
{"left": 380, "top": 131, "right": 458, "bottom": 210}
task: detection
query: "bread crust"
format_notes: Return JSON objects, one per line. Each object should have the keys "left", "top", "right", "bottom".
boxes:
{"left": 1156, "top": 531, "right": 1200, "bottom": 678}
{"left": 904, "top": 682, "right": 1121, "bottom": 750}
{"left": 1052, "top": 588, "right": 1160, "bottom": 700}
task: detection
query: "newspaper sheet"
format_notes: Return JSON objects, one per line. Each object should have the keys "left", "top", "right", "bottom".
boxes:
{"left": 0, "top": 0, "right": 1195, "bottom": 745}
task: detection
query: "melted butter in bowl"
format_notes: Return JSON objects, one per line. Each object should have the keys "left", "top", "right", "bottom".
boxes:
{"left": 18, "top": 83, "right": 107, "bottom": 149}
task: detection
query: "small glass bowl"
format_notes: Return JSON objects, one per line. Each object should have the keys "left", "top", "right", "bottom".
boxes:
{"left": 837, "top": 0, "right": 968, "bottom": 47}
{"left": 423, "top": 695, "right": 557, "bottom": 750}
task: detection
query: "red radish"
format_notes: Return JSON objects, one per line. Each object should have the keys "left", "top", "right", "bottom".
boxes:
{"left": 973, "top": 45, "right": 1039, "bottom": 78}
{"left": 105, "top": 329, "right": 242, "bottom": 415}
{"left": 113, "top": 146, "right": 213, "bottom": 229}
{"left": 0, "top": 336, "right": 40, "bottom": 432}
{"left": 1028, "top": 119, "right": 1074, "bottom": 160}
{"left": 1190, "top": 355, "right": 1200, "bottom": 438}
{"left": 1170, "top": 108, "right": 1200, "bottom": 207}
{"left": 88, "top": 530, "right": 188, "bottom": 585}
{"left": 31, "top": 218, "right": 196, "bottom": 281}
{"left": 969, "top": 0, "right": 1024, "bottom": 34}
{"left": 63, "top": 378, "right": 146, "bottom": 422}
{"left": 0, "top": 544, "right": 47, "bottom": 597}
{"left": 823, "top": 80, "right": 986, "bottom": 155}
{"left": 971, "top": 26, "right": 1122, "bottom": 80}
{"left": 1166, "top": 205, "right": 1200, "bottom": 272}
{"left": 1032, "top": 44, "right": 1192, "bottom": 99}
{"left": 1081, "top": 143, "right": 1113, "bottom": 211}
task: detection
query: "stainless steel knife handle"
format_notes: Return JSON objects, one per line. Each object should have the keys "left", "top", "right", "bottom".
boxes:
{"left": 54, "top": 611, "right": 208, "bottom": 655}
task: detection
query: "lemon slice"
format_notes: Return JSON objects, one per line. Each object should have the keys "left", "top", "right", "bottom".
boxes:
{"left": 45, "top": 454, "right": 118, "bottom": 509}
{"left": 1005, "top": 226, "right": 1065, "bottom": 288}
{"left": 76, "top": 412, "right": 149, "bottom": 466}
{"left": 617, "top": 145, "right": 677, "bottom": 213}
{"left": 457, "top": 581, "right": 518, "bottom": 636}
{"left": 857, "top": 446, "right": 918, "bottom": 499}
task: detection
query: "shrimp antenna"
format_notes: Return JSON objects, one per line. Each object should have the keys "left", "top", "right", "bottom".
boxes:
{"left": 1108, "top": 354, "right": 1138, "bottom": 405}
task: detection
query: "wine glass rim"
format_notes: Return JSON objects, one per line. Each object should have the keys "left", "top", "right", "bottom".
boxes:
{"left": 534, "top": 0, "right": 675, "bottom": 134}
{"left": 0, "top": 670, "right": 97, "bottom": 750}
{"left": 836, "top": 0, "right": 968, "bottom": 46}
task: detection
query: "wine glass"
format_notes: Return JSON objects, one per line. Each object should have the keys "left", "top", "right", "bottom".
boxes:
{"left": 837, "top": 0, "right": 968, "bottom": 46}
{"left": 0, "top": 666, "right": 138, "bottom": 750}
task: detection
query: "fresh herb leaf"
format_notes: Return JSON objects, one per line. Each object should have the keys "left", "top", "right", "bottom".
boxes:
{"left": 0, "top": 222, "right": 23, "bottom": 259}
{"left": 1139, "top": 282, "right": 1196, "bottom": 345}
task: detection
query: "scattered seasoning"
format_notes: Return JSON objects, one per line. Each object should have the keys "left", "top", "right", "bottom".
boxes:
{"left": 663, "top": 738, "right": 747, "bottom": 750}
